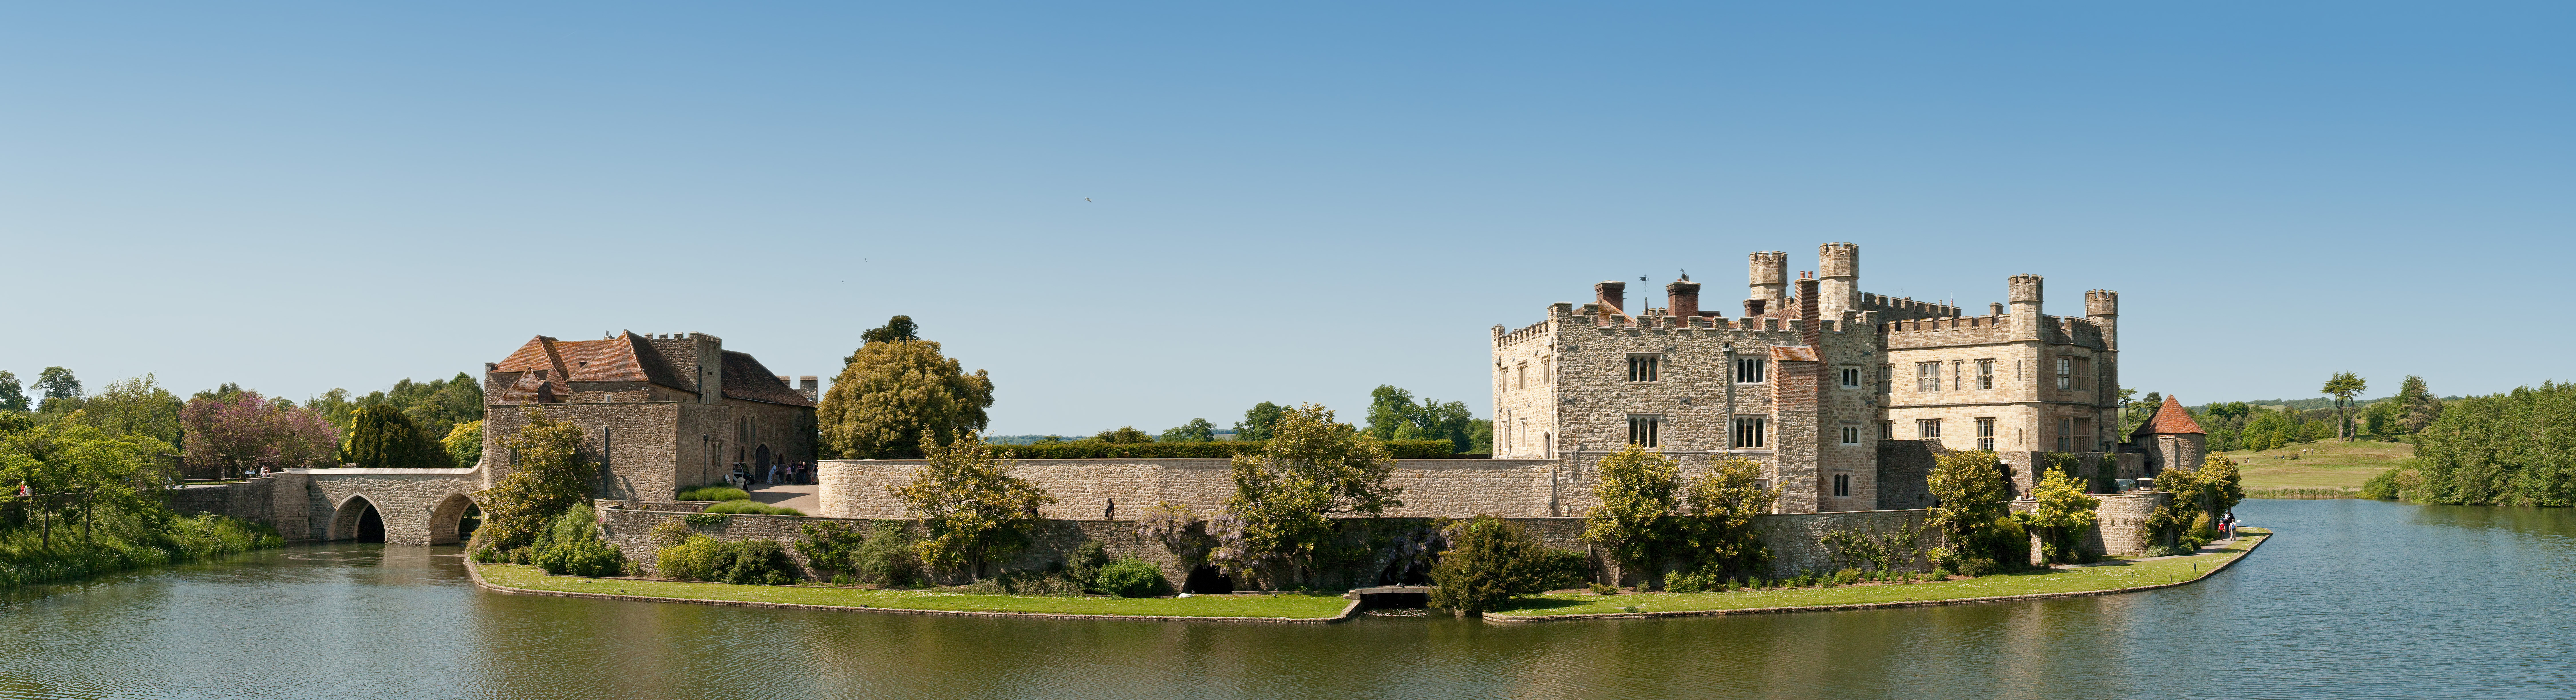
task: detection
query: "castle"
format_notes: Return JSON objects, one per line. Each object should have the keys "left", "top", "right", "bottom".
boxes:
{"left": 479, "top": 331, "right": 819, "bottom": 500}
{"left": 1492, "top": 243, "right": 2186, "bottom": 513}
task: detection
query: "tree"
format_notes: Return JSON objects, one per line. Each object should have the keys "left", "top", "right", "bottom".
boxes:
{"left": 1234, "top": 401, "right": 1288, "bottom": 441}
{"left": 302, "top": 372, "right": 485, "bottom": 439}
{"left": 179, "top": 390, "right": 339, "bottom": 477}
{"left": 443, "top": 421, "right": 484, "bottom": 467}
{"left": 1158, "top": 418, "right": 1216, "bottom": 443}
{"left": 2397, "top": 375, "right": 2442, "bottom": 434}
{"left": 1091, "top": 426, "right": 1153, "bottom": 443}
{"left": 0, "top": 413, "right": 177, "bottom": 547}
{"left": 1364, "top": 386, "right": 1418, "bottom": 440}
{"left": 1583, "top": 444, "right": 1678, "bottom": 585}
{"left": 886, "top": 431, "right": 1055, "bottom": 579}
{"left": 2321, "top": 372, "right": 2367, "bottom": 441}
{"left": 818, "top": 339, "right": 994, "bottom": 458}
{"left": 1427, "top": 516, "right": 1551, "bottom": 615}
{"left": 1926, "top": 449, "right": 2012, "bottom": 566}
{"left": 860, "top": 315, "right": 921, "bottom": 345}
{"left": 1674, "top": 456, "right": 1776, "bottom": 579}
{"left": 1217, "top": 404, "right": 1400, "bottom": 585}
{"left": 0, "top": 370, "right": 27, "bottom": 413}
{"left": 64, "top": 375, "right": 183, "bottom": 447}
{"left": 1363, "top": 385, "right": 1483, "bottom": 453}
{"left": 342, "top": 404, "right": 446, "bottom": 469}
{"left": 2022, "top": 469, "right": 2101, "bottom": 564}
{"left": 33, "top": 367, "right": 80, "bottom": 414}
{"left": 472, "top": 409, "right": 598, "bottom": 555}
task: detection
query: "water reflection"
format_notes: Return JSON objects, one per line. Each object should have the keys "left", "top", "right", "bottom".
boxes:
{"left": 4, "top": 500, "right": 2574, "bottom": 699}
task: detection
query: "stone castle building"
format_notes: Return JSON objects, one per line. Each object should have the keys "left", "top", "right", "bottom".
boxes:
{"left": 480, "top": 331, "right": 819, "bottom": 500}
{"left": 1492, "top": 243, "right": 2161, "bottom": 513}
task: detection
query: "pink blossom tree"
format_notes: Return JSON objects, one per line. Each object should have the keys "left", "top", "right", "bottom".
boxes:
{"left": 181, "top": 391, "right": 341, "bottom": 477}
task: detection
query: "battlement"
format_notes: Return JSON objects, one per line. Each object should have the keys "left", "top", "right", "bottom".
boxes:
{"left": 1879, "top": 314, "right": 2016, "bottom": 348}
{"left": 1496, "top": 319, "right": 1554, "bottom": 348}
{"left": 1860, "top": 293, "right": 1959, "bottom": 320}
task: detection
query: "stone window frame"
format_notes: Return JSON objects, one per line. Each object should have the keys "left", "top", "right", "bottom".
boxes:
{"left": 1839, "top": 425, "right": 1860, "bottom": 445}
{"left": 2075, "top": 417, "right": 2095, "bottom": 451}
{"left": 1735, "top": 357, "right": 1768, "bottom": 384}
{"left": 1916, "top": 362, "right": 1941, "bottom": 393}
{"left": 1976, "top": 417, "right": 1996, "bottom": 451}
{"left": 1917, "top": 418, "right": 1942, "bottom": 439}
{"left": 1839, "top": 367, "right": 1861, "bottom": 388}
{"left": 1975, "top": 359, "right": 1996, "bottom": 390}
{"left": 1878, "top": 420, "right": 1895, "bottom": 440}
{"left": 1627, "top": 354, "right": 1662, "bottom": 383}
{"left": 1627, "top": 415, "right": 1663, "bottom": 448}
{"left": 2058, "top": 417, "right": 2075, "bottom": 451}
{"left": 1515, "top": 362, "right": 1529, "bottom": 389}
{"left": 1832, "top": 473, "right": 1851, "bottom": 498}
{"left": 2057, "top": 356, "right": 2074, "bottom": 390}
{"left": 1878, "top": 364, "right": 1894, "bottom": 393}
{"left": 1732, "top": 416, "right": 1767, "bottom": 448}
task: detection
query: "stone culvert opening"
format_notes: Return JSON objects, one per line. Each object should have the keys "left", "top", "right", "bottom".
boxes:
{"left": 1182, "top": 565, "right": 1233, "bottom": 595}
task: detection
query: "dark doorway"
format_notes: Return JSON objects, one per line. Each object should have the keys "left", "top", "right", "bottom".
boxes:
{"left": 356, "top": 502, "right": 386, "bottom": 543}
{"left": 756, "top": 445, "right": 772, "bottom": 469}
{"left": 457, "top": 505, "right": 481, "bottom": 542}
{"left": 1183, "top": 565, "right": 1234, "bottom": 594}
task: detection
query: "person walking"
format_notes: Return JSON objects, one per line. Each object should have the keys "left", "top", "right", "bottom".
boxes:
{"left": 1103, "top": 498, "right": 1116, "bottom": 520}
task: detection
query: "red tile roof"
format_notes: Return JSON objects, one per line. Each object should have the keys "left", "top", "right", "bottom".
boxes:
{"left": 2132, "top": 395, "right": 2206, "bottom": 436}
{"left": 489, "top": 331, "right": 812, "bottom": 407}
{"left": 1769, "top": 345, "right": 1819, "bottom": 362}
{"left": 721, "top": 351, "right": 815, "bottom": 407}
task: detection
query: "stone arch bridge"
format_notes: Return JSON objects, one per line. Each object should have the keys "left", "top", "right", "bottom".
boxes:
{"left": 169, "top": 467, "right": 490, "bottom": 545}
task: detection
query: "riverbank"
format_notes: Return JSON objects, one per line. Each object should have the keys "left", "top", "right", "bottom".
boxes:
{"left": 2231, "top": 440, "right": 2412, "bottom": 498}
{"left": 1, "top": 511, "right": 285, "bottom": 587}
{"left": 470, "top": 562, "right": 1357, "bottom": 622}
{"left": 1488, "top": 529, "right": 2266, "bottom": 622}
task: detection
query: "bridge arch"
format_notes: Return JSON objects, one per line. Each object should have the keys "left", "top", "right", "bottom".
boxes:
{"left": 329, "top": 494, "right": 387, "bottom": 543}
{"left": 427, "top": 493, "right": 480, "bottom": 545}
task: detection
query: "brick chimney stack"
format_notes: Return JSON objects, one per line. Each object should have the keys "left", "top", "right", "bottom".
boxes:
{"left": 1666, "top": 277, "right": 1700, "bottom": 319}
{"left": 1595, "top": 281, "right": 1627, "bottom": 318}
{"left": 798, "top": 376, "right": 820, "bottom": 401}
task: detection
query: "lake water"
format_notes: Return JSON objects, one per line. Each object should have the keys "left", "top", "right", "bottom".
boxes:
{"left": 3, "top": 499, "right": 2571, "bottom": 699}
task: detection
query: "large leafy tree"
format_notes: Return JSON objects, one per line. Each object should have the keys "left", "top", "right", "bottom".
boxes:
{"left": 0, "top": 370, "right": 28, "bottom": 413}
{"left": 886, "top": 432, "right": 1054, "bottom": 579}
{"left": 33, "top": 367, "right": 80, "bottom": 413}
{"left": 2396, "top": 375, "right": 2442, "bottom": 434}
{"left": 1426, "top": 516, "right": 1551, "bottom": 615}
{"left": 179, "top": 390, "right": 339, "bottom": 477}
{"left": 859, "top": 315, "right": 920, "bottom": 344}
{"left": 442, "top": 421, "right": 484, "bottom": 468}
{"left": 1926, "top": 449, "right": 2011, "bottom": 562}
{"left": 1583, "top": 443, "right": 1679, "bottom": 585}
{"left": 1363, "top": 385, "right": 1488, "bottom": 453}
{"left": 63, "top": 375, "right": 184, "bottom": 447}
{"left": 301, "top": 372, "right": 485, "bottom": 440}
{"left": 1234, "top": 401, "right": 1288, "bottom": 441}
{"left": 342, "top": 404, "right": 448, "bottom": 469}
{"left": 817, "top": 330, "right": 994, "bottom": 458}
{"left": 0, "top": 413, "right": 175, "bottom": 547}
{"left": 2320, "top": 372, "right": 2367, "bottom": 441}
{"left": 2021, "top": 469, "right": 2101, "bottom": 564}
{"left": 1217, "top": 404, "right": 1399, "bottom": 585}
{"left": 1675, "top": 456, "right": 1776, "bottom": 579}
{"left": 1157, "top": 418, "right": 1216, "bottom": 443}
{"left": 473, "top": 409, "right": 598, "bottom": 554}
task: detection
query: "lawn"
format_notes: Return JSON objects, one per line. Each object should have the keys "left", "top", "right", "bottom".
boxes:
{"left": 474, "top": 564, "right": 1353, "bottom": 619}
{"left": 2227, "top": 440, "right": 2413, "bottom": 491}
{"left": 1492, "top": 531, "right": 2265, "bottom": 618}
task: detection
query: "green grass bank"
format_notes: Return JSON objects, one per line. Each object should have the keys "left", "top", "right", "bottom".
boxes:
{"left": 472, "top": 563, "right": 1355, "bottom": 620}
{"left": 1491, "top": 529, "right": 2266, "bottom": 621}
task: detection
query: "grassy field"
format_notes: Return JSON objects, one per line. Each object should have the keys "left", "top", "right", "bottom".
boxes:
{"left": 475, "top": 564, "right": 1352, "bottom": 618}
{"left": 2225, "top": 440, "right": 2413, "bottom": 492}
{"left": 1492, "top": 531, "right": 2265, "bottom": 618}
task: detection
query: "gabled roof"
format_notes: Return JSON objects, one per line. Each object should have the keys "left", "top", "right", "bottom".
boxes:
{"left": 2132, "top": 395, "right": 2206, "bottom": 436}
{"left": 721, "top": 350, "right": 815, "bottom": 407}
{"left": 1769, "top": 345, "right": 1819, "bottom": 362}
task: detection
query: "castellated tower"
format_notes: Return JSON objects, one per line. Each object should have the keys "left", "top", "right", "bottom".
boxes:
{"left": 2086, "top": 289, "right": 2119, "bottom": 349}
{"left": 1748, "top": 251, "right": 1788, "bottom": 315}
{"left": 1818, "top": 243, "right": 1858, "bottom": 317}
{"left": 2008, "top": 274, "right": 2044, "bottom": 315}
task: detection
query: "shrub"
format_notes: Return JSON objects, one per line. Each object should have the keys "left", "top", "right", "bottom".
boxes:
{"left": 795, "top": 522, "right": 867, "bottom": 578}
{"left": 961, "top": 572, "right": 1088, "bottom": 596}
{"left": 649, "top": 519, "right": 696, "bottom": 549}
{"left": 830, "top": 572, "right": 855, "bottom": 586}
{"left": 1589, "top": 583, "right": 1617, "bottom": 596}
{"left": 677, "top": 485, "right": 751, "bottom": 502}
{"left": 1536, "top": 549, "right": 1593, "bottom": 592}
{"left": 854, "top": 523, "right": 922, "bottom": 586}
{"left": 710, "top": 539, "right": 795, "bottom": 585}
{"left": 657, "top": 535, "right": 724, "bottom": 581}
{"left": 1426, "top": 516, "right": 1552, "bottom": 614}
{"left": 1665, "top": 566, "right": 1720, "bottom": 593}
{"left": 705, "top": 499, "right": 802, "bottom": 515}
{"left": 1095, "top": 556, "right": 1173, "bottom": 598}
{"left": 531, "top": 504, "right": 624, "bottom": 577}
{"left": 1834, "top": 568, "right": 1862, "bottom": 585}
{"left": 1065, "top": 540, "right": 1111, "bottom": 589}
{"left": 1957, "top": 557, "right": 1999, "bottom": 577}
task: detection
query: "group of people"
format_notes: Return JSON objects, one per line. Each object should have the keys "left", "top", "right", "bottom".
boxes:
{"left": 728, "top": 461, "right": 816, "bottom": 488}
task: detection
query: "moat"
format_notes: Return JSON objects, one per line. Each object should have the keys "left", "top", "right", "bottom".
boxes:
{"left": 3, "top": 499, "right": 2569, "bottom": 699}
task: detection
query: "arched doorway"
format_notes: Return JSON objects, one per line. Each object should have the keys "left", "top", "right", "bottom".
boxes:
{"left": 427, "top": 494, "right": 479, "bottom": 545}
{"left": 755, "top": 444, "right": 772, "bottom": 470}
{"left": 331, "top": 495, "right": 388, "bottom": 543}
{"left": 1182, "top": 565, "right": 1234, "bottom": 594}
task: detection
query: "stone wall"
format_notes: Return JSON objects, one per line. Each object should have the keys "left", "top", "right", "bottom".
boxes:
{"left": 1874, "top": 441, "right": 1939, "bottom": 510}
{"left": 2009, "top": 490, "right": 2171, "bottom": 558}
{"left": 297, "top": 468, "right": 485, "bottom": 545}
{"left": 593, "top": 501, "right": 1938, "bottom": 589}
{"left": 821, "top": 458, "right": 1567, "bottom": 520}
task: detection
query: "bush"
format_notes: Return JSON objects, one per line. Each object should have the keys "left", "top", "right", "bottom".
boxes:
{"left": 1064, "top": 540, "right": 1110, "bottom": 588}
{"left": 1426, "top": 516, "right": 1553, "bottom": 614}
{"left": 1095, "top": 556, "right": 1173, "bottom": 598}
{"left": 657, "top": 535, "right": 724, "bottom": 581}
{"left": 649, "top": 519, "right": 696, "bottom": 549}
{"left": 1957, "top": 557, "right": 1999, "bottom": 577}
{"left": 704, "top": 499, "right": 803, "bottom": 516}
{"left": 710, "top": 539, "right": 795, "bottom": 585}
{"left": 676, "top": 485, "right": 751, "bottom": 502}
{"left": 1666, "top": 565, "right": 1728, "bottom": 593}
{"left": 1536, "top": 549, "right": 1593, "bottom": 592}
{"left": 532, "top": 504, "right": 624, "bottom": 577}
{"left": 1589, "top": 583, "right": 1617, "bottom": 595}
{"left": 1834, "top": 568, "right": 1863, "bottom": 585}
{"left": 961, "top": 572, "right": 1088, "bottom": 596}
{"left": 853, "top": 523, "right": 922, "bottom": 586}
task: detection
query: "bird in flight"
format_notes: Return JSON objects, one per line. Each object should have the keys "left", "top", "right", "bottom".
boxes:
{"left": 1085, "top": 198, "right": 1093, "bottom": 202}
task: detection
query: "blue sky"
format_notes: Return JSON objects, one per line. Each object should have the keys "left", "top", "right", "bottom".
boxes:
{"left": 4, "top": 2, "right": 2568, "bottom": 434}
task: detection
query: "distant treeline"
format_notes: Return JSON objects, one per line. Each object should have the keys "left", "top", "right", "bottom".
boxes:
{"left": 2393, "top": 382, "right": 2576, "bottom": 507}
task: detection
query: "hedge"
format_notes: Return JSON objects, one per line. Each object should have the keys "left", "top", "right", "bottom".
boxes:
{"left": 851, "top": 439, "right": 1464, "bottom": 460}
